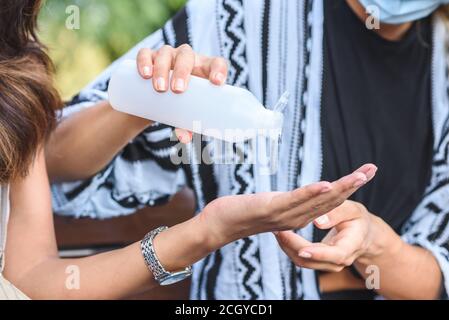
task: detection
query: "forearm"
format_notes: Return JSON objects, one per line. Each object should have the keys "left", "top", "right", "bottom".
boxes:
{"left": 355, "top": 216, "right": 442, "bottom": 300}
{"left": 7, "top": 149, "right": 221, "bottom": 299}
{"left": 11, "top": 243, "right": 154, "bottom": 300}
{"left": 7, "top": 216, "right": 217, "bottom": 300}
{"left": 46, "top": 101, "right": 151, "bottom": 182}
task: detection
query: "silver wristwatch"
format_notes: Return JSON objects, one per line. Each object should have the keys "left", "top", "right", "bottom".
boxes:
{"left": 140, "top": 226, "right": 192, "bottom": 286}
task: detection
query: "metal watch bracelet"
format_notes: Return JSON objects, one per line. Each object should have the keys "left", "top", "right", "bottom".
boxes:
{"left": 140, "top": 226, "right": 192, "bottom": 286}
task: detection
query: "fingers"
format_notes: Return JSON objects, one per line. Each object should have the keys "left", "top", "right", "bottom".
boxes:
{"left": 355, "top": 163, "right": 378, "bottom": 181}
{"left": 194, "top": 55, "right": 228, "bottom": 85}
{"left": 290, "top": 181, "right": 333, "bottom": 204}
{"left": 298, "top": 242, "right": 357, "bottom": 268}
{"left": 275, "top": 231, "right": 312, "bottom": 250}
{"left": 331, "top": 169, "right": 369, "bottom": 194}
{"left": 137, "top": 48, "right": 154, "bottom": 79}
{"left": 208, "top": 57, "right": 228, "bottom": 85}
{"left": 301, "top": 165, "right": 377, "bottom": 219}
{"left": 175, "top": 128, "right": 193, "bottom": 144}
{"left": 139, "top": 44, "right": 229, "bottom": 93}
{"left": 273, "top": 164, "right": 376, "bottom": 230}
{"left": 314, "top": 201, "right": 365, "bottom": 230}
{"left": 275, "top": 232, "right": 345, "bottom": 272}
{"left": 152, "top": 45, "right": 175, "bottom": 92}
{"left": 267, "top": 164, "right": 374, "bottom": 228}
{"left": 293, "top": 258, "right": 345, "bottom": 273}
{"left": 330, "top": 164, "right": 377, "bottom": 198}
{"left": 270, "top": 181, "right": 333, "bottom": 213}
{"left": 171, "top": 44, "right": 196, "bottom": 93}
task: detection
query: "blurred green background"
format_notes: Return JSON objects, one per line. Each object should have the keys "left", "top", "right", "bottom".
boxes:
{"left": 39, "top": 0, "right": 187, "bottom": 100}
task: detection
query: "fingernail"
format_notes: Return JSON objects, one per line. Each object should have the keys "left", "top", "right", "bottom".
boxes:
{"left": 366, "top": 166, "right": 378, "bottom": 181}
{"left": 214, "top": 73, "right": 225, "bottom": 84}
{"left": 315, "top": 214, "right": 330, "bottom": 226}
{"left": 143, "top": 66, "right": 152, "bottom": 77}
{"left": 156, "top": 77, "right": 166, "bottom": 91}
{"left": 299, "top": 251, "right": 312, "bottom": 259}
{"left": 353, "top": 175, "right": 368, "bottom": 188}
{"left": 174, "top": 78, "right": 185, "bottom": 92}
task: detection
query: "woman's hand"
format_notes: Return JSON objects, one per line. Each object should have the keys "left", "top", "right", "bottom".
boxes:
{"left": 200, "top": 164, "right": 378, "bottom": 249}
{"left": 275, "top": 200, "right": 391, "bottom": 272}
{"left": 136, "top": 45, "right": 228, "bottom": 143}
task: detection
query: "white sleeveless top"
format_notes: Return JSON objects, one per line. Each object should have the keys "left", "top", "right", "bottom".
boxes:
{"left": 0, "top": 185, "right": 29, "bottom": 300}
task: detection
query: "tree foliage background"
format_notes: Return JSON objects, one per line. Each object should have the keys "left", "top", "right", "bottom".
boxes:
{"left": 39, "top": 0, "right": 186, "bottom": 99}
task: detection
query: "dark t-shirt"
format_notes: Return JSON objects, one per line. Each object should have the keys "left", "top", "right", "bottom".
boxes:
{"left": 319, "top": 0, "right": 433, "bottom": 240}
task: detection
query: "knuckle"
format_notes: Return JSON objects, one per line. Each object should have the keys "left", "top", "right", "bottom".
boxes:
{"left": 354, "top": 202, "right": 366, "bottom": 216}
{"left": 137, "top": 49, "right": 152, "bottom": 64}
{"left": 174, "top": 65, "right": 191, "bottom": 76}
{"left": 153, "top": 61, "right": 170, "bottom": 73}
{"left": 343, "top": 258, "right": 353, "bottom": 267}
{"left": 335, "top": 256, "right": 346, "bottom": 266}
{"left": 277, "top": 234, "right": 288, "bottom": 246}
{"left": 311, "top": 252, "right": 324, "bottom": 261}
{"left": 155, "top": 51, "right": 165, "bottom": 60}
{"left": 178, "top": 43, "right": 193, "bottom": 52}
{"left": 161, "top": 44, "right": 173, "bottom": 51}
{"left": 215, "top": 56, "right": 228, "bottom": 65}
{"left": 156, "top": 45, "right": 173, "bottom": 57}
{"left": 138, "top": 47, "right": 152, "bottom": 56}
{"left": 311, "top": 200, "right": 325, "bottom": 211}
{"left": 333, "top": 266, "right": 345, "bottom": 273}
{"left": 152, "top": 64, "right": 164, "bottom": 75}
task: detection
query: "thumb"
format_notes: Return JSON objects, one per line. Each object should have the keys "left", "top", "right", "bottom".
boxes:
{"left": 313, "top": 201, "right": 364, "bottom": 230}
{"left": 274, "top": 231, "right": 312, "bottom": 251}
{"left": 175, "top": 128, "right": 193, "bottom": 144}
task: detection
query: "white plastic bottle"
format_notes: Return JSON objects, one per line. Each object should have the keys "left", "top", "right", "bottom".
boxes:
{"left": 108, "top": 59, "right": 287, "bottom": 142}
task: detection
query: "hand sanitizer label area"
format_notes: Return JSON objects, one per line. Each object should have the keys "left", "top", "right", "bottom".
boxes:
{"left": 108, "top": 59, "right": 288, "bottom": 180}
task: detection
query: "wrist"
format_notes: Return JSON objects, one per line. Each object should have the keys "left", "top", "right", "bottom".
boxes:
{"left": 106, "top": 101, "right": 153, "bottom": 133}
{"left": 191, "top": 215, "right": 224, "bottom": 253}
{"left": 151, "top": 216, "right": 218, "bottom": 272}
{"left": 357, "top": 214, "right": 404, "bottom": 266}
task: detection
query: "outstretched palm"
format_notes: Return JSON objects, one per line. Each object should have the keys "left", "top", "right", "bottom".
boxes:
{"left": 199, "top": 164, "right": 377, "bottom": 246}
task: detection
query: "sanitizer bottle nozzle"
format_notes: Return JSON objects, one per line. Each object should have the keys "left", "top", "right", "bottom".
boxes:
{"left": 273, "top": 91, "right": 290, "bottom": 114}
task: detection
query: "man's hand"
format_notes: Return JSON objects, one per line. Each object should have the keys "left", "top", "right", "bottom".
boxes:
{"left": 136, "top": 45, "right": 228, "bottom": 143}
{"left": 275, "top": 200, "right": 391, "bottom": 272}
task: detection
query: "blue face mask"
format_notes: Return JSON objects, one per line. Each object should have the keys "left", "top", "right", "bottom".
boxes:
{"left": 359, "top": 0, "right": 449, "bottom": 24}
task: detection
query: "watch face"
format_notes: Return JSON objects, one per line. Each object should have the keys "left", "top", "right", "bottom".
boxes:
{"left": 160, "top": 271, "right": 191, "bottom": 286}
